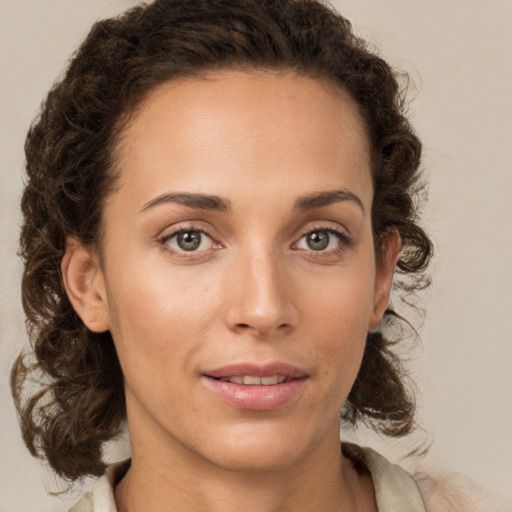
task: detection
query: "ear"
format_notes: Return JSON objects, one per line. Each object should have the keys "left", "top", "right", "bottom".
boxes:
{"left": 61, "top": 238, "right": 110, "bottom": 333}
{"left": 368, "top": 229, "right": 402, "bottom": 330}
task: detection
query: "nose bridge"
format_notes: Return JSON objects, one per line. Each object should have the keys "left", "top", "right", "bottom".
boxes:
{"left": 224, "top": 242, "right": 296, "bottom": 336}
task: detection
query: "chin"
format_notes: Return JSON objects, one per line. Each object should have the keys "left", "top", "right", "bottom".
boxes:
{"left": 207, "top": 443, "right": 305, "bottom": 473}
{"left": 197, "top": 418, "right": 331, "bottom": 473}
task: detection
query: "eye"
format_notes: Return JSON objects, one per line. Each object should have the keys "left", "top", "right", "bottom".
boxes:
{"left": 296, "top": 229, "right": 343, "bottom": 252}
{"left": 162, "top": 229, "right": 214, "bottom": 252}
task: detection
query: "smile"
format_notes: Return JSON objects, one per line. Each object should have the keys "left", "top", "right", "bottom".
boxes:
{"left": 216, "top": 375, "right": 287, "bottom": 385}
{"left": 202, "top": 363, "right": 309, "bottom": 410}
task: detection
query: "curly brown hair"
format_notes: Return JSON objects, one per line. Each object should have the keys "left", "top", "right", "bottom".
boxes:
{"left": 11, "top": 0, "right": 432, "bottom": 481}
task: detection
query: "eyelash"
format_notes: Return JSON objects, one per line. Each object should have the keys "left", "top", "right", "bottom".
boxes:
{"left": 294, "top": 225, "right": 353, "bottom": 257}
{"left": 157, "top": 224, "right": 353, "bottom": 257}
{"left": 158, "top": 225, "right": 218, "bottom": 257}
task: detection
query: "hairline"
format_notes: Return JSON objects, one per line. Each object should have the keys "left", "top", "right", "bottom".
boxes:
{"left": 95, "top": 65, "right": 379, "bottom": 262}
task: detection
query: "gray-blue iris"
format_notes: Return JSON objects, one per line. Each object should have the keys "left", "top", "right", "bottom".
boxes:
{"left": 307, "top": 231, "right": 329, "bottom": 250}
{"left": 177, "top": 231, "right": 201, "bottom": 251}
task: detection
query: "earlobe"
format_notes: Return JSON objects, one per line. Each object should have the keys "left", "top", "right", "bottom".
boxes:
{"left": 61, "top": 238, "right": 110, "bottom": 333}
{"left": 368, "top": 229, "right": 402, "bottom": 330}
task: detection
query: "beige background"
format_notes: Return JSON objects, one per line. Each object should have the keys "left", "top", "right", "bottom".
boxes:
{"left": 1, "top": 1, "right": 511, "bottom": 510}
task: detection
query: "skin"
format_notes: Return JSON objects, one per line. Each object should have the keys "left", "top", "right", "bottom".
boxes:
{"left": 63, "top": 71, "right": 400, "bottom": 512}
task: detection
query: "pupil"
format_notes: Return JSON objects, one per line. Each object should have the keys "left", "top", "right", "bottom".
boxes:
{"left": 307, "top": 231, "right": 329, "bottom": 250}
{"left": 177, "top": 231, "right": 201, "bottom": 251}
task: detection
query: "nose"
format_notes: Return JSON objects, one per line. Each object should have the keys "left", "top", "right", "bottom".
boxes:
{"left": 224, "top": 250, "right": 298, "bottom": 338}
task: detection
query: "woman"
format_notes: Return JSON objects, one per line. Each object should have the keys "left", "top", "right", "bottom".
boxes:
{"left": 11, "top": 0, "right": 435, "bottom": 510}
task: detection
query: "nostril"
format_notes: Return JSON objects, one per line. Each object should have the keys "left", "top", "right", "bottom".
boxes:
{"left": 235, "top": 322, "right": 288, "bottom": 333}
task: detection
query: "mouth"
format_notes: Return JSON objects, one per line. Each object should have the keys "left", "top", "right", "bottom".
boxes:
{"left": 202, "top": 363, "right": 308, "bottom": 411}
{"left": 204, "top": 362, "right": 307, "bottom": 383}
{"left": 215, "top": 375, "right": 288, "bottom": 385}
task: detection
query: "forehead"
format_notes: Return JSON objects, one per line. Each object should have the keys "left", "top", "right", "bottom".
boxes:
{"left": 113, "top": 70, "right": 373, "bottom": 208}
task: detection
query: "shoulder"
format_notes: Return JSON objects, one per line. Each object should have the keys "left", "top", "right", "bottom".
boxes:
{"left": 415, "top": 471, "right": 511, "bottom": 512}
{"left": 344, "top": 443, "right": 511, "bottom": 512}
{"left": 68, "top": 460, "right": 130, "bottom": 512}
{"left": 344, "top": 443, "right": 428, "bottom": 512}
{"left": 68, "top": 492, "right": 93, "bottom": 512}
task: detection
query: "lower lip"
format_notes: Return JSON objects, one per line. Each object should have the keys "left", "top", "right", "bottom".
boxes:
{"left": 202, "top": 376, "right": 308, "bottom": 411}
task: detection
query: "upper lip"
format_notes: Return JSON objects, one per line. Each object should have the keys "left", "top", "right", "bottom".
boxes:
{"left": 204, "top": 362, "right": 308, "bottom": 379}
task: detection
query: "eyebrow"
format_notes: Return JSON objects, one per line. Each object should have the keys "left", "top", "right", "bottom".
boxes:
{"left": 141, "top": 189, "right": 363, "bottom": 214}
{"left": 141, "top": 193, "right": 231, "bottom": 213}
{"left": 294, "top": 188, "right": 365, "bottom": 214}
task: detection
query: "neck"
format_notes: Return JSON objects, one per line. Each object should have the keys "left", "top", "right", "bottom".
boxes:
{"left": 115, "top": 420, "right": 375, "bottom": 512}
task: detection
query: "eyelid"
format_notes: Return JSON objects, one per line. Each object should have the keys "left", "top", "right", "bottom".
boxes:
{"left": 156, "top": 220, "right": 353, "bottom": 257}
{"left": 295, "top": 221, "right": 351, "bottom": 241}
{"left": 292, "top": 222, "right": 354, "bottom": 253}
{"left": 158, "top": 223, "right": 222, "bottom": 256}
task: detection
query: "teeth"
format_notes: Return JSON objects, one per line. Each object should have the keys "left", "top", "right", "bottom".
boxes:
{"left": 243, "top": 375, "right": 261, "bottom": 385}
{"left": 261, "top": 375, "right": 285, "bottom": 385}
{"left": 219, "top": 375, "right": 287, "bottom": 385}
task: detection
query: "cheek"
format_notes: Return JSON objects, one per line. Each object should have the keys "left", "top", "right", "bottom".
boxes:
{"left": 301, "top": 260, "right": 376, "bottom": 335}
{"left": 104, "top": 260, "right": 221, "bottom": 386}
{"left": 297, "top": 260, "right": 376, "bottom": 390}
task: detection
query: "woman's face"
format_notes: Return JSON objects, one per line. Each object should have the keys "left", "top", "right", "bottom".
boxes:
{"left": 71, "top": 71, "right": 397, "bottom": 472}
